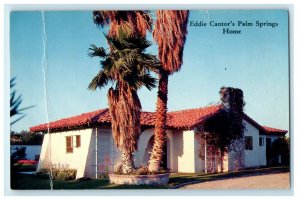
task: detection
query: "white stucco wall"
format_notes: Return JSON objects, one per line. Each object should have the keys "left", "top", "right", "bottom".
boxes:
{"left": 243, "top": 120, "right": 261, "bottom": 168}
{"left": 170, "top": 130, "right": 181, "bottom": 172}
{"left": 82, "top": 127, "right": 175, "bottom": 178}
{"left": 174, "top": 130, "right": 196, "bottom": 173}
{"left": 38, "top": 129, "right": 93, "bottom": 179}
{"left": 38, "top": 118, "right": 281, "bottom": 179}
{"left": 91, "top": 128, "right": 124, "bottom": 178}
{"left": 39, "top": 127, "right": 178, "bottom": 179}
{"left": 135, "top": 128, "right": 154, "bottom": 166}
{"left": 135, "top": 128, "right": 173, "bottom": 169}
{"left": 37, "top": 134, "right": 49, "bottom": 171}
{"left": 194, "top": 133, "right": 204, "bottom": 173}
{"left": 228, "top": 138, "right": 245, "bottom": 171}
{"left": 242, "top": 121, "right": 283, "bottom": 168}
{"left": 258, "top": 134, "right": 267, "bottom": 166}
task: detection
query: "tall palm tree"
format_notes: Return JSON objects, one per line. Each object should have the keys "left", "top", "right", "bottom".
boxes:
{"left": 91, "top": 10, "right": 154, "bottom": 173}
{"left": 148, "top": 10, "right": 189, "bottom": 172}
{"left": 88, "top": 31, "right": 160, "bottom": 173}
{"left": 92, "top": 11, "right": 152, "bottom": 37}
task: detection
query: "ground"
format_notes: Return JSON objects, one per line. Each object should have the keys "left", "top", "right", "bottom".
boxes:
{"left": 181, "top": 172, "right": 290, "bottom": 189}
{"left": 10, "top": 166, "right": 289, "bottom": 190}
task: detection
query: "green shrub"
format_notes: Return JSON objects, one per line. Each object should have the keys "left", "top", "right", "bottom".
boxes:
{"left": 37, "top": 168, "right": 77, "bottom": 181}
{"left": 133, "top": 166, "right": 149, "bottom": 175}
{"left": 98, "top": 173, "right": 109, "bottom": 179}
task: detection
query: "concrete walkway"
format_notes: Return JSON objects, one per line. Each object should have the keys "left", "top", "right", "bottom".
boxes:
{"left": 181, "top": 172, "right": 290, "bottom": 189}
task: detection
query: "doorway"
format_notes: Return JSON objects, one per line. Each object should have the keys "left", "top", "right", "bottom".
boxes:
{"left": 266, "top": 138, "right": 272, "bottom": 165}
{"left": 142, "top": 135, "right": 169, "bottom": 169}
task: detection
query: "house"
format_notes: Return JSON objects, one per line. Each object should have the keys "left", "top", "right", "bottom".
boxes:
{"left": 30, "top": 92, "right": 287, "bottom": 179}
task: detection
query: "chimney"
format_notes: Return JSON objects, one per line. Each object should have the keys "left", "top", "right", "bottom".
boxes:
{"left": 219, "top": 86, "right": 245, "bottom": 113}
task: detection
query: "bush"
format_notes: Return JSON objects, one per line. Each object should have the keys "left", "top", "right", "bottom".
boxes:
{"left": 37, "top": 168, "right": 77, "bottom": 181}
{"left": 114, "top": 166, "right": 170, "bottom": 175}
{"left": 10, "top": 131, "right": 44, "bottom": 145}
{"left": 11, "top": 147, "right": 27, "bottom": 160}
{"left": 98, "top": 173, "right": 109, "bottom": 179}
{"left": 11, "top": 147, "right": 27, "bottom": 176}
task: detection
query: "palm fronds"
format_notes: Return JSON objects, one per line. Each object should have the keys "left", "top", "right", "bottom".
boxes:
{"left": 88, "top": 32, "right": 161, "bottom": 92}
{"left": 108, "top": 85, "right": 141, "bottom": 152}
{"left": 93, "top": 11, "right": 152, "bottom": 37}
{"left": 153, "top": 10, "right": 189, "bottom": 74}
{"left": 149, "top": 10, "right": 190, "bottom": 172}
{"left": 10, "top": 78, "right": 34, "bottom": 125}
{"left": 89, "top": 28, "right": 160, "bottom": 157}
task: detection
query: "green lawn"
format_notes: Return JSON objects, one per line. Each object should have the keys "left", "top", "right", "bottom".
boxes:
{"left": 11, "top": 173, "right": 167, "bottom": 189}
{"left": 11, "top": 166, "right": 289, "bottom": 190}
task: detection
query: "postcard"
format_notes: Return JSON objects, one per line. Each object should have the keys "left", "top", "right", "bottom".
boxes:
{"left": 9, "top": 9, "right": 290, "bottom": 191}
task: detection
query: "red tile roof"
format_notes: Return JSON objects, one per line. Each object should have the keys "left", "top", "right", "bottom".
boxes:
{"left": 262, "top": 126, "right": 288, "bottom": 135}
{"left": 29, "top": 105, "right": 287, "bottom": 135}
{"left": 242, "top": 114, "right": 287, "bottom": 135}
{"left": 167, "top": 105, "right": 221, "bottom": 128}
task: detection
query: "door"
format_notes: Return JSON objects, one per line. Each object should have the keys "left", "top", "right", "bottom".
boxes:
{"left": 266, "top": 138, "right": 272, "bottom": 165}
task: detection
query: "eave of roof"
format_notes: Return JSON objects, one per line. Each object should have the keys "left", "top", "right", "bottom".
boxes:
{"left": 261, "top": 126, "right": 288, "bottom": 135}
{"left": 242, "top": 114, "right": 287, "bottom": 135}
{"left": 29, "top": 105, "right": 287, "bottom": 136}
{"left": 30, "top": 105, "right": 222, "bottom": 132}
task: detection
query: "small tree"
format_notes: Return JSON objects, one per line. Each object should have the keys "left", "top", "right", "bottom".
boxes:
{"left": 200, "top": 87, "right": 246, "bottom": 172}
{"left": 10, "top": 130, "right": 44, "bottom": 145}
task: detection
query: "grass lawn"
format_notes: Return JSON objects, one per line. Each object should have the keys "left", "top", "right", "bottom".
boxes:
{"left": 11, "top": 166, "right": 289, "bottom": 190}
{"left": 11, "top": 173, "right": 167, "bottom": 189}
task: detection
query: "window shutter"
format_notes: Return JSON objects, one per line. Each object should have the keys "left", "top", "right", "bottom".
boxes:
{"left": 66, "top": 136, "right": 73, "bottom": 153}
{"left": 76, "top": 135, "right": 81, "bottom": 147}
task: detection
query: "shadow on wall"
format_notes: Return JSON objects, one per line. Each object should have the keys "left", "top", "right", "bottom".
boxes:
{"left": 142, "top": 135, "right": 172, "bottom": 169}
{"left": 173, "top": 130, "right": 183, "bottom": 172}
{"left": 142, "top": 136, "right": 154, "bottom": 165}
{"left": 84, "top": 128, "right": 96, "bottom": 178}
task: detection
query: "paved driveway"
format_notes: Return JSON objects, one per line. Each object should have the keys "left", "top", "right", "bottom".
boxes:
{"left": 181, "top": 172, "right": 290, "bottom": 189}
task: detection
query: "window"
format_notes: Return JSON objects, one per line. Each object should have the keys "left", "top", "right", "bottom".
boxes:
{"left": 259, "top": 137, "right": 264, "bottom": 146}
{"left": 66, "top": 136, "right": 73, "bottom": 153}
{"left": 245, "top": 136, "right": 253, "bottom": 150}
{"left": 66, "top": 135, "right": 81, "bottom": 153}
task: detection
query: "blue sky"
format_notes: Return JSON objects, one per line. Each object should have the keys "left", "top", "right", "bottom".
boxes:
{"left": 10, "top": 10, "right": 289, "bottom": 133}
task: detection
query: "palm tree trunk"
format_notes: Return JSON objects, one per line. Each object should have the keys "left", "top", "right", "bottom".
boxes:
{"left": 148, "top": 70, "right": 169, "bottom": 172}
{"left": 121, "top": 151, "right": 135, "bottom": 173}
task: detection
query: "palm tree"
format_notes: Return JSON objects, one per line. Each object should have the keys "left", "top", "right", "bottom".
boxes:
{"left": 91, "top": 10, "right": 155, "bottom": 173}
{"left": 92, "top": 11, "right": 152, "bottom": 37}
{"left": 88, "top": 31, "right": 160, "bottom": 173}
{"left": 148, "top": 10, "right": 189, "bottom": 172}
{"left": 10, "top": 77, "right": 34, "bottom": 125}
